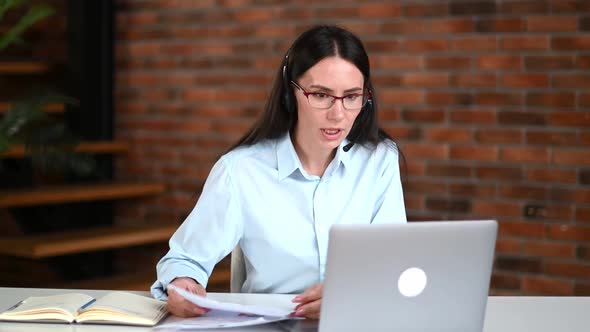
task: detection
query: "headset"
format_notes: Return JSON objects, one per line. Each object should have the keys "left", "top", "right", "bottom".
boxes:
{"left": 282, "top": 50, "right": 295, "bottom": 113}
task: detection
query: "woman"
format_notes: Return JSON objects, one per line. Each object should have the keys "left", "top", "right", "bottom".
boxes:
{"left": 151, "top": 25, "right": 407, "bottom": 319}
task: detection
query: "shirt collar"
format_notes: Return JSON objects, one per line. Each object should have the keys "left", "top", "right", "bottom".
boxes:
{"left": 276, "top": 133, "right": 352, "bottom": 181}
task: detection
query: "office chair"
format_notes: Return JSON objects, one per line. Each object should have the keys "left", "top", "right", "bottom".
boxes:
{"left": 230, "top": 245, "right": 246, "bottom": 293}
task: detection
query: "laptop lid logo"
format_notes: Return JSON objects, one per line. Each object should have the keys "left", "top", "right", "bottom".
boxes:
{"left": 398, "top": 267, "right": 427, "bottom": 297}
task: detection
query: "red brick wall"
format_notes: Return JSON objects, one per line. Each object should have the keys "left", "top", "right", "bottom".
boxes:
{"left": 114, "top": 0, "right": 590, "bottom": 295}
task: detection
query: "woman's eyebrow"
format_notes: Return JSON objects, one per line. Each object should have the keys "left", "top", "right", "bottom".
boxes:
{"left": 308, "top": 84, "right": 363, "bottom": 93}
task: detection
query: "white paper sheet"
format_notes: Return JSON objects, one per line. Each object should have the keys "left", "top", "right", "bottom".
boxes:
{"left": 155, "top": 309, "right": 291, "bottom": 330}
{"left": 167, "top": 285, "right": 292, "bottom": 318}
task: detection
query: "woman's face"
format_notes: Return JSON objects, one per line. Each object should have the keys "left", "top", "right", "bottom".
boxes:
{"left": 293, "top": 56, "right": 365, "bottom": 154}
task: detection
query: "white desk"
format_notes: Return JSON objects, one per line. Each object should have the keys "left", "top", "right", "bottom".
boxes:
{"left": 1, "top": 287, "right": 589, "bottom": 331}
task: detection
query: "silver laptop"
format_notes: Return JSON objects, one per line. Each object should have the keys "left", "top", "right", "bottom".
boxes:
{"left": 319, "top": 220, "right": 497, "bottom": 332}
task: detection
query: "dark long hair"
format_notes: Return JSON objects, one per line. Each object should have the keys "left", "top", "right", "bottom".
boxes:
{"left": 229, "top": 25, "right": 394, "bottom": 151}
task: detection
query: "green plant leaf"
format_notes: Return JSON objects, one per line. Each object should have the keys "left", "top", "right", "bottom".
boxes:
{"left": 0, "top": 1, "right": 55, "bottom": 51}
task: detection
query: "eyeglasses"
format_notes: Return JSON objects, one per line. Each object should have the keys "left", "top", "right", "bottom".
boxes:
{"left": 290, "top": 81, "right": 370, "bottom": 111}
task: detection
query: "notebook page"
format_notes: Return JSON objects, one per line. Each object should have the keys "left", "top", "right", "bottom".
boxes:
{"left": 79, "top": 292, "right": 167, "bottom": 323}
{"left": 1, "top": 293, "right": 93, "bottom": 319}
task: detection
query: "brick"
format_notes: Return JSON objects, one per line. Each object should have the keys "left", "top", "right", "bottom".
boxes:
{"left": 491, "top": 273, "right": 521, "bottom": 290}
{"left": 527, "top": 16, "right": 578, "bottom": 32}
{"left": 452, "top": 73, "right": 497, "bottom": 87}
{"left": 500, "top": 184, "right": 547, "bottom": 200}
{"left": 380, "top": 89, "right": 423, "bottom": 105}
{"left": 373, "top": 75, "right": 402, "bottom": 87}
{"left": 498, "top": 111, "right": 546, "bottom": 126}
{"left": 552, "top": 149, "right": 590, "bottom": 166}
{"left": 576, "top": 206, "right": 590, "bottom": 223}
{"left": 552, "top": 36, "right": 590, "bottom": 50}
{"left": 403, "top": 38, "right": 449, "bottom": 52}
{"left": 453, "top": 36, "right": 497, "bottom": 51}
{"left": 426, "top": 197, "right": 471, "bottom": 213}
{"left": 403, "top": 3, "right": 449, "bottom": 17}
{"left": 503, "top": 73, "right": 549, "bottom": 88}
{"left": 373, "top": 55, "right": 423, "bottom": 70}
{"left": 477, "top": 55, "right": 521, "bottom": 69}
{"left": 550, "top": 188, "right": 590, "bottom": 204}
{"left": 476, "top": 18, "right": 525, "bottom": 32}
{"left": 525, "top": 55, "right": 575, "bottom": 70}
{"left": 553, "top": 74, "right": 590, "bottom": 88}
{"left": 426, "top": 128, "right": 472, "bottom": 142}
{"left": 426, "top": 56, "right": 471, "bottom": 69}
{"left": 502, "top": 36, "right": 549, "bottom": 50}
{"left": 526, "top": 92, "right": 575, "bottom": 108}
{"left": 428, "top": 18, "right": 474, "bottom": 33}
{"left": 526, "top": 131, "right": 578, "bottom": 145}
{"left": 476, "top": 129, "right": 523, "bottom": 144}
{"left": 405, "top": 179, "right": 448, "bottom": 195}
{"left": 359, "top": 3, "right": 401, "bottom": 18}
{"left": 401, "top": 73, "right": 449, "bottom": 87}
{"left": 527, "top": 168, "right": 577, "bottom": 184}
{"left": 472, "top": 201, "right": 522, "bottom": 217}
{"left": 427, "top": 92, "right": 472, "bottom": 106}
{"left": 477, "top": 166, "right": 523, "bottom": 180}
{"left": 365, "top": 40, "right": 400, "bottom": 52}
{"left": 547, "top": 224, "right": 590, "bottom": 241}
{"left": 451, "top": 110, "right": 496, "bottom": 124}
{"left": 579, "top": 56, "right": 590, "bottom": 69}
{"left": 315, "top": 6, "right": 358, "bottom": 19}
{"left": 382, "top": 126, "right": 422, "bottom": 140}
{"left": 522, "top": 276, "right": 573, "bottom": 295}
{"left": 451, "top": 145, "right": 497, "bottom": 161}
{"left": 402, "top": 109, "right": 446, "bottom": 123}
{"left": 449, "top": 183, "right": 496, "bottom": 198}
{"left": 379, "top": 109, "right": 401, "bottom": 122}
{"left": 426, "top": 163, "right": 472, "bottom": 177}
{"left": 577, "top": 245, "right": 590, "bottom": 260}
{"left": 550, "top": 111, "right": 590, "bottom": 127}
{"left": 581, "top": 169, "right": 590, "bottom": 185}
{"left": 500, "top": 147, "right": 550, "bottom": 163}
{"left": 575, "top": 282, "right": 590, "bottom": 296}
{"left": 551, "top": 0, "right": 590, "bottom": 13}
{"left": 405, "top": 161, "right": 426, "bottom": 176}
{"left": 495, "top": 256, "right": 543, "bottom": 273}
{"left": 545, "top": 261, "right": 590, "bottom": 279}
{"left": 500, "top": 222, "right": 546, "bottom": 238}
{"left": 500, "top": 1, "right": 549, "bottom": 14}
{"left": 342, "top": 22, "right": 381, "bottom": 35}
{"left": 523, "top": 204, "right": 573, "bottom": 221}
{"left": 580, "top": 93, "right": 590, "bottom": 107}
{"left": 582, "top": 17, "right": 590, "bottom": 31}
{"left": 495, "top": 238, "right": 524, "bottom": 255}
{"left": 582, "top": 133, "right": 590, "bottom": 146}
{"left": 403, "top": 143, "right": 449, "bottom": 160}
{"left": 404, "top": 194, "right": 424, "bottom": 210}
{"left": 382, "top": 21, "right": 427, "bottom": 34}
{"left": 450, "top": 1, "right": 496, "bottom": 15}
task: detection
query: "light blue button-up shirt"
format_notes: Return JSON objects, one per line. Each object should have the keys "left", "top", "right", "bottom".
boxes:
{"left": 151, "top": 133, "right": 406, "bottom": 299}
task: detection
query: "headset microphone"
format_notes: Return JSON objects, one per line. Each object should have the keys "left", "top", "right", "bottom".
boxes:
{"left": 343, "top": 142, "right": 354, "bottom": 152}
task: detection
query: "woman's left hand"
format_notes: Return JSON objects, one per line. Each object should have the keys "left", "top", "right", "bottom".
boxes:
{"left": 291, "top": 283, "right": 323, "bottom": 319}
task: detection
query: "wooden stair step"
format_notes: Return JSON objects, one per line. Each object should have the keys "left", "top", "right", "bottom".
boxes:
{"left": 0, "top": 182, "right": 165, "bottom": 208}
{"left": 0, "top": 102, "right": 65, "bottom": 114}
{"left": 1, "top": 141, "right": 129, "bottom": 158}
{"left": 0, "top": 61, "right": 50, "bottom": 74}
{"left": 0, "top": 224, "right": 177, "bottom": 259}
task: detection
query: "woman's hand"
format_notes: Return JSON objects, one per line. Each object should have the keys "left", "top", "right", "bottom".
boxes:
{"left": 291, "top": 283, "right": 323, "bottom": 319}
{"left": 166, "top": 277, "right": 210, "bottom": 317}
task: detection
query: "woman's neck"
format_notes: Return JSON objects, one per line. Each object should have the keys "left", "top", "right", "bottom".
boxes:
{"left": 292, "top": 134, "right": 336, "bottom": 177}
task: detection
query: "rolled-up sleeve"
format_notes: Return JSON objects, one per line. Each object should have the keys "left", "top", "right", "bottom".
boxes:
{"left": 151, "top": 156, "right": 243, "bottom": 300}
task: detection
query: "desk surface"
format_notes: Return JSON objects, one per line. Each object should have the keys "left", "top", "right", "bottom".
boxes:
{"left": 1, "top": 287, "right": 589, "bottom": 332}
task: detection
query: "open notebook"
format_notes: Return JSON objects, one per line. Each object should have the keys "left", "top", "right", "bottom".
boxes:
{"left": 0, "top": 291, "right": 168, "bottom": 326}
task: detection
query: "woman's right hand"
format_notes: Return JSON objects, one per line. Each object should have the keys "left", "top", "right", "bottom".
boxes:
{"left": 166, "top": 277, "right": 210, "bottom": 317}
